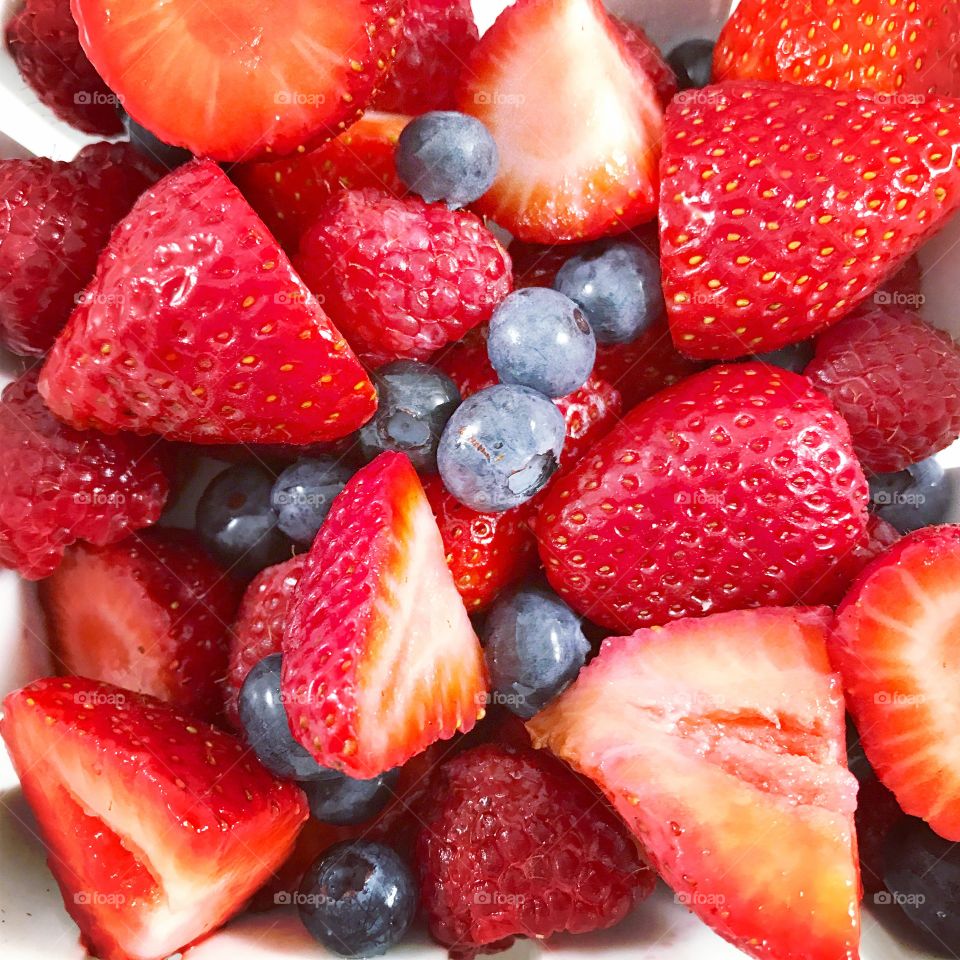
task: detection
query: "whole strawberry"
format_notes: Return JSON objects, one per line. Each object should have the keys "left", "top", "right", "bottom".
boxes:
{"left": 296, "top": 189, "right": 512, "bottom": 366}
{"left": 0, "top": 142, "right": 160, "bottom": 356}
{"left": 538, "top": 363, "right": 869, "bottom": 632}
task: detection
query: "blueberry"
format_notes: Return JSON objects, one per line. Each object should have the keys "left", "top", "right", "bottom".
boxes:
{"left": 554, "top": 240, "right": 665, "bottom": 344}
{"left": 437, "top": 384, "right": 566, "bottom": 512}
{"left": 667, "top": 39, "right": 715, "bottom": 91}
{"left": 297, "top": 840, "right": 417, "bottom": 958}
{"left": 487, "top": 288, "right": 596, "bottom": 398}
{"left": 238, "top": 655, "right": 334, "bottom": 782}
{"left": 121, "top": 111, "right": 192, "bottom": 169}
{"left": 395, "top": 111, "right": 498, "bottom": 209}
{"left": 303, "top": 769, "right": 399, "bottom": 826}
{"left": 869, "top": 457, "right": 955, "bottom": 533}
{"left": 271, "top": 458, "right": 353, "bottom": 548}
{"left": 752, "top": 340, "right": 815, "bottom": 373}
{"left": 482, "top": 583, "right": 590, "bottom": 719}
{"left": 196, "top": 464, "right": 291, "bottom": 578}
{"left": 358, "top": 360, "right": 461, "bottom": 472}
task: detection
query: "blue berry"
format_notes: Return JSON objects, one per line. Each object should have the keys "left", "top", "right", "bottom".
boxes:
{"left": 303, "top": 769, "right": 399, "bottom": 826}
{"left": 196, "top": 464, "right": 291, "bottom": 579}
{"left": 437, "top": 384, "right": 566, "bottom": 512}
{"left": 752, "top": 340, "right": 815, "bottom": 373}
{"left": 482, "top": 583, "right": 590, "bottom": 719}
{"left": 271, "top": 458, "right": 353, "bottom": 548}
{"left": 554, "top": 241, "right": 665, "bottom": 344}
{"left": 297, "top": 840, "right": 417, "bottom": 958}
{"left": 667, "top": 39, "right": 715, "bottom": 91}
{"left": 121, "top": 112, "right": 191, "bottom": 169}
{"left": 487, "top": 288, "right": 596, "bottom": 398}
{"left": 358, "top": 360, "right": 461, "bottom": 472}
{"left": 238, "top": 655, "right": 334, "bottom": 782}
{"left": 869, "top": 457, "right": 954, "bottom": 533}
{"left": 395, "top": 111, "right": 498, "bottom": 209}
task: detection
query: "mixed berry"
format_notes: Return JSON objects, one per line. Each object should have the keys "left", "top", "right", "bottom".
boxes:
{"left": 4, "top": 0, "right": 960, "bottom": 958}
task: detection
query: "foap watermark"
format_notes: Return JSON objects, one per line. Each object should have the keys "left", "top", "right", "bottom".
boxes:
{"left": 675, "top": 891, "right": 726, "bottom": 908}
{"left": 871, "top": 488, "right": 927, "bottom": 508}
{"left": 476, "top": 690, "right": 529, "bottom": 712}
{"left": 75, "top": 90, "right": 124, "bottom": 108}
{"left": 74, "top": 689, "right": 126, "bottom": 707}
{"left": 473, "top": 90, "right": 525, "bottom": 107}
{"left": 874, "top": 289, "right": 925, "bottom": 309}
{"left": 275, "top": 890, "right": 337, "bottom": 907}
{"left": 73, "top": 490, "right": 127, "bottom": 507}
{"left": 675, "top": 490, "right": 726, "bottom": 508}
{"left": 274, "top": 290, "right": 311, "bottom": 306}
{"left": 874, "top": 891, "right": 926, "bottom": 907}
{"left": 75, "top": 891, "right": 127, "bottom": 906}
{"left": 475, "top": 891, "right": 526, "bottom": 906}
{"left": 874, "top": 691, "right": 927, "bottom": 707}
{"left": 274, "top": 91, "right": 326, "bottom": 106}
{"left": 75, "top": 290, "right": 126, "bottom": 308}
{"left": 874, "top": 92, "right": 928, "bottom": 107}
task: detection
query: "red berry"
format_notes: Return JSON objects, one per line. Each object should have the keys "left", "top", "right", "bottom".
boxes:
{"left": 0, "top": 370, "right": 168, "bottom": 580}
{"left": 0, "top": 142, "right": 161, "bottom": 356}
{"left": 805, "top": 306, "right": 960, "bottom": 473}
{"left": 296, "top": 189, "right": 512, "bottom": 366}
{"left": 824, "top": 514, "right": 902, "bottom": 606}
{"left": 612, "top": 17, "right": 677, "bottom": 107}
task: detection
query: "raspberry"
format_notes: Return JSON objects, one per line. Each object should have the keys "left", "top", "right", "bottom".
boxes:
{"left": 295, "top": 189, "right": 512, "bottom": 366}
{"left": 416, "top": 744, "right": 654, "bottom": 955}
{"left": 805, "top": 306, "right": 960, "bottom": 473}
{"left": 0, "top": 370, "right": 168, "bottom": 579}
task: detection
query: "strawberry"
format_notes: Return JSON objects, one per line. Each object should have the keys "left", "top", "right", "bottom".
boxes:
{"left": 527, "top": 606, "right": 860, "bottom": 960}
{"left": 231, "top": 111, "right": 411, "bottom": 252}
{"left": 612, "top": 17, "right": 677, "bottom": 107}
{"left": 714, "top": 0, "right": 960, "bottom": 97}
{"left": 0, "top": 676, "right": 307, "bottom": 960}
{"left": 281, "top": 452, "right": 487, "bottom": 778}
{"left": 40, "top": 159, "right": 376, "bottom": 444}
{"left": 831, "top": 524, "right": 960, "bottom": 840}
{"left": 538, "top": 363, "right": 869, "bottom": 633}
{"left": 70, "top": 0, "right": 405, "bottom": 160}
{"left": 826, "top": 514, "right": 902, "bottom": 605}
{"left": 660, "top": 81, "right": 960, "bottom": 358}
{"left": 457, "top": 0, "right": 665, "bottom": 243}
{"left": 41, "top": 530, "right": 242, "bottom": 725}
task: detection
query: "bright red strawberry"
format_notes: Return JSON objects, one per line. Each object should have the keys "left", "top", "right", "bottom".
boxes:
{"left": 296, "top": 189, "right": 512, "bottom": 365}
{"left": 5, "top": 0, "right": 122, "bottom": 135}
{"left": 281, "top": 452, "right": 487, "bottom": 778}
{"left": 41, "top": 530, "right": 241, "bottom": 724}
{"left": 714, "top": 0, "right": 960, "bottom": 97}
{"left": 224, "top": 554, "right": 306, "bottom": 728}
{"left": 0, "top": 676, "right": 307, "bottom": 960}
{"left": 538, "top": 363, "right": 869, "bottom": 633}
{"left": 416, "top": 744, "right": 655, "bottom": 953}
{"left": 374, "top": 0, "right": 479, "bottom": 114}
{"left": 0, "top": 370, "right": 168, "bottom": 580}
{"left": 0, "top": 142, "right": 160, "bottom": 356}
{"left": 231, "top": 112, "right": 411, "bottom": 251}
{"left": 831, "top": 524, "right": 960, "bottom": 840}
{"left": 528, "top": 606, "right": 860, "bottom": 960}
{"left": 457, "top": 0, "right": 665, "bottom": 243}
{"left": 612, "top": 17, "right": 677, "bottom": 107}
{"left": 660, "top": 82, "right": 960, "bottom": 358}
{"left": 40, "top": 159, "right": 376, "bottom": 444}
{"left": 805, "top": 306, "right": 960, "bottom": 473}
{"left": 70, "top": 0, "right": 404, "bottom": 160}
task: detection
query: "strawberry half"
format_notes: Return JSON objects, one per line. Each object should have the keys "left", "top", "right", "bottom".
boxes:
{"left": 528, "top": 606, "right": 860, "bottom": 960}
{"left": 281, "top": 452, "right": 487, "bottom": 778}
{"left": 457, "top": 0, "right": 664, "bottom": 243}
{"left": 40, "top": 159, "right": 376, "bottom": 444}
{"left": 660, "top": 81, "right": 960, "bottom": 358}
{"left": 1, "top": 677, "right": 307, "bottom": 960}
{"left": 70, "top": 0, "right": 405, "bottom": 160}
{"left": 831, "top": 524, "right": 960, "bottom": 840}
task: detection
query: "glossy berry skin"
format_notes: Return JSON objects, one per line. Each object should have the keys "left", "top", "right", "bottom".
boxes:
{"left": 298, "top": 841, "right": 418, "bottom": 958}
{"left": 488, "top": 289, "right": 596, "bottom": 398}
{"left": 395, "top": 111, "right": 498, "bottom": 208}
{"left": 196, "top": 464, "right": 291, "bottom": 580}
{"left": 667, "top": 39, "right": 714, "bottom": 90}
{"left": 538, "top": 363, "right": 869, "bottom": 632}
{"left": 122, "top": 113, "right": 192, "bottom": 169}
{"left": 271, "top": 459, "right": 353, "bottom": 547}
{"left": 0, "top": 142, "right": 160, "bottom": 355}
{"left": 805, "top": 307, "right": 960, "bottom": 473}
{"left": 416, "top": 744, "right": 654, "bottom": 952}
{"left": 869, "top": 457, "right": 954, "bottom": 533}
{"left": 296, "top": 189, "right": 512, "bottom": 366}
{"left": 438, "top": 384, "right": 567, "bottom": 512}
{"left": 482, "top": 584, "right": 590, "bottom": 719}
{"left": 302, "top": 769, "right": 399, "bottom": 826}
{"left": 0, "top": 370, "right": 168, "bottom": 580}
{"left": 239, "top": 655, "right": 334, "bottom": 782}
{"left": 357, "top": 361, "right": 461, "bottom": 472}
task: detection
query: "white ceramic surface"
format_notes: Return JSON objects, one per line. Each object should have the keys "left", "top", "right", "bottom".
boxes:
{"left": 1, "top": 0, "right": 959, "bottom": 958}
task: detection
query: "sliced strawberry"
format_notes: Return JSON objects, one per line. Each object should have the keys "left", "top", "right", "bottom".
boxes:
{"left": 528, "top": 606, "right": 860, "bottom": 960}
{"left": 457, "top": 0, "right": 664, "bottom": 243}
{"left": 831, "top": 524, "right": 960, "bottom": 840}
{"left": 281, "top": 452, "right": 487, "bottom": 778}
{"left": 41, "top": 530, "right": 242, "bottom": 725}
{"left": 1, "top": 676, "right": 307, "bottom": 960}
{"left": 70, "top": 0, "right": 405, "bottom": 159}
{"left": 612, "top": 17, "right": 677, "bottom": 107}
{"left": 660, "top": 82, "right": 960, "bottom": 358}
{"left": 40, "top": 159, "right": 376, "bottom": 444}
